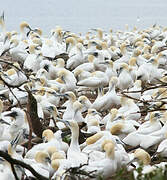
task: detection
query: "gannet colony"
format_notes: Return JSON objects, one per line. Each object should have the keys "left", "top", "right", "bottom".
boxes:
{"left": 0, "top": 12, "right": 167, "bottom": 179}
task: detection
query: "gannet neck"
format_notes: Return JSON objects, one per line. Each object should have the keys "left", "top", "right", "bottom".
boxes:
{"left": 70, "top": 123, "right": 80, "bottom": 152}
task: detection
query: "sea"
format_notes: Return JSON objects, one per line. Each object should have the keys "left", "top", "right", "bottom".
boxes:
{"left": 1, "top": 0, "right": 167, "bottom": 35}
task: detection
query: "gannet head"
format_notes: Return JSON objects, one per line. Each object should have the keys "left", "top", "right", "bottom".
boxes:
{"left": 103, "top": 60, "right": 113, "bottom": 68}
{"left": 88, "top": 118, "right": 99, "bottom": 126}
{"left": 88, "top": 109, "right": 99, "bottom": 116}
{"left": 8, "top": 144, "right": 14, "bottom": 156}
{"left": 57, "top": 69, "right": 68, "bottom": 81}
{"left": 147, "top": 58, "right": 159, "bottom": 66}
{"left": 110, "top": 46, "right": 116, "bottom": 51}
{"left": 20, "top": 21, "right": 31, "bottom": 32}
{"left": 56, "top": 58, "right": 65, "bottom": 67}
{"left": 134, "top": 80, "right": 142, "bottom": 88}
{"left": 110, "top": 108, "right": 118, "bottom": 120}
{"left": 109, "top": 76, "right": 118, "bottom": 87}
{"left": 134, "top": 148, "right": 151, "bottom": 165}
{"left": 121, "top": 63, "right": 129, "bottom": 71}
{"left": 33, "top": 28, "right": 43, "bottom": 36}
{"left": 102, "top": 140, "right": 115, "bottom": 159}
{"left": 110, "top": 123, "right": 124, "bottom": 135}
{"left": 51, "top": 152, "right": 65, "bottom": 161}
{"left": 143, "top": 45, "right": 151, "bottom": 53}
{"left": 10, "top": 38, "right": 19, "bottom": 47}
{"left": 133, "top": 49, "right": 141, "bottom": 57}
{"left": 77, "top": 37, "right": 83, "bottom": 44}
{"left": 78, "top": 96, "right": 88, "bottom": 104}
{"left": 135, "top": 41, "right": 144, "bottom": 48}
{"left": 65, "top": 37, "right": 75, "bottom": 51}
{"left": 55, "top": 78, "right": 64, "bottom": 84}
{"left": 4, "top": 107, "right": 24, "bottom": 120}
{"left": 29, "top": 44, "right": 39, "bottom": 54}
{"left": 47, "top": 146, "right": 57, "bottom": 157}
{"left": 46, "top": 105, "right": 58, "bottom": 117}
{"left": 63, "top": 91, "right": 76, "bottom": 102}
{"left": 38, "top": 77, "right": 46, "bottom": 86}
{"left": 120, "top": 43, "right": 127, "bottom": 54}
{"left": 73, "top": 101, "right": 83, "bottom": 112}
{"left": 35, "top": 151, "right": 51, "bottom": 164}
{"left": 32, "top": 37, "right": 42, "bottom": 46}
{"left": 55, "top": 26, "right": 62, "bottom": 35}
{"left": 129, "top": 57, "right": 137, "bottom": 66}
{"left": 51, "top": 159, "right": 60, "bottom": 171}
{"left": 101, "top": 42, "right": 108, "bottom": 50}
{"left": 76, "top": 43, "right": 83, "bottom": 51}
{"left": 149, "top": 112, "right": 161, "bottom": 123}
{"left": 86, "top": 132, "right": 103, "bottom": 145}
{"left": 74, "top": 69, "right": 83, "bottom": 77}
{"left": 6, "top": 69, "right": 16, "bottom": 76}
{"left": 42, "top": 129, "right": 54, "bottom": 142}
{"left": 88, "top": 54, "right": 94, "bottom": 62}
{"left": 4, "top": 32, "right": 11, "bottom": 42}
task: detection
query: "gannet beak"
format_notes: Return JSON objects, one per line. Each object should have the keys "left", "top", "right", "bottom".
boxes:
{"left": 45, "top": 106, "right": 54, "bottom": 112}
{"left": 127, "top": 158, "right": 137, "bottom": 167}
{"left": 0, "top": 119, "right": 10, "bottom": 125}
{"left": 42, "top": 136, "right": 47, "bottom": 143}
{"left": 10, "top": 130, "right": 22, "bottom": 148}
{"left": 1, "top": 11, "right": 4, "bottom": 21}
{"left": 1, "top": 72, "right": 11, "bottom": 80}
{"left": 116, "top": 138, "right": 126, "bottom": 147}
{"left": 3, "top": 35, "right": 8, "bottom": 44}
{"left": 4, "top": 111, "right": 17, "bottom": 118}
{"left": 92, "top": 111, "right": 101, "bottom": 116}
{"left": 113, "top": 116, "right": 121, "bottom": 122}
{"left": 66, "top": 42, "right": 69, "bottom": 52}
{"left": 45, "top": 156, "right": 51, "bottom": 164}
{"left": 57, "top": 118, "right": 70, "bottom": 127}
{"left": 50, "top": 91, "right": 62, "bottom": 97}
{"left": 99, "top": 61, "right": 108, "bottom": 65}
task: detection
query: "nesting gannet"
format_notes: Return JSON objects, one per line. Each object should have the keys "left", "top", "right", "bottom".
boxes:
{"left": 4, "top": 108, "right": 29, "bottom": 140}
{"left": 117, "top": 63, "right": 133, "bottom": 90}
{"left": 123, "top": 112, "right": 162, "bottom": 148}
{"left": 91, "top": 77, "right": 120, "bottom": 112}
{"left": 66, "top": 120, "right": 88, "bottom": 167}
{"left": 23, "top": 44, "right": 43, "bottom": 72}
{"left": 25, "top": 129, "right": 65, "bottom": 159}
{"left": 19, "top": 21, "right": 32, "bottom": 40}
{"left": 62, "top": 91, "right": 76, "bottom": 120}
{"left": 78, "top": 96, "right": 92, "bottom": 112}
{"left": 57, "top": 69, "right": 77, "bottom": 91}
{"left": 73, "top": 54, "right": 95, "bottom": 73}
{"left": 83, "top": 140, "right": 122, "bottom": 179}
{"left": 66, "top": 43, "right": 86, "bottom": 70}
{"left": 9, "top": 38, "right": 28, "bottom": 63}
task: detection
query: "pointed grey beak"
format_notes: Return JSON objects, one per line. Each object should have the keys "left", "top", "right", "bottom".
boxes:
{"left": 57, "top": 118, "right": 70, "bottom": 127}
{"left": 4, "top": 111, "right": 17, "bottom": 118}
{"left": 127, "top": 157, "right": 138, "bottom": 166}
{"left": 66, "top": 42, "right": 69, "bottom": 52}
{"left": 0, "top": 119, "right": 10, "bottom": 125}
